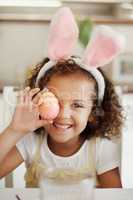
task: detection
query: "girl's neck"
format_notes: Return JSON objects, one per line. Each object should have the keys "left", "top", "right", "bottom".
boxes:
{"left": 47, "top": 135, "right": 86, "bottom": 157}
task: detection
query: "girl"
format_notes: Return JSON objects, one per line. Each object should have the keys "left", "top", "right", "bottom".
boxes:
{"left": 0, "top": 7, "right": 124, "bottom": 188}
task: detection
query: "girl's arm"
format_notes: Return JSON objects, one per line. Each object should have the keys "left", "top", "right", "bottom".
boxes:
{"left": 97, "top": 167, "right": 122, "bottom": 188}
{"left": 0, "top": 146, "right": 24, "bottom": 178}
{"left": 0, "top": 125, "right": 25, "bottom": 164}
{"left": 0, "top": 87, "right": 51, "bottom": 170}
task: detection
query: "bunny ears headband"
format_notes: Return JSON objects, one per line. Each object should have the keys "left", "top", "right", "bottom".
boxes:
{"left": 36, "top": 7, "right": 125, "bottom": 102}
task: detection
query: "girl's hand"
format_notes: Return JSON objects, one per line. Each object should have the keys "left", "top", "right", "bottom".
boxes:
{"left": 9, "top": 87, "right": 52, "bottom": 136}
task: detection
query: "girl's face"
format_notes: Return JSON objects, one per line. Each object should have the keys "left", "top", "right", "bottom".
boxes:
{"left": 44, "top": 71, "right": 96, "bottom": 144}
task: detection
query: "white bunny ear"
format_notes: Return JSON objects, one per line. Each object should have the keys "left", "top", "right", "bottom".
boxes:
{"left": 48, "top": 7, "right": 79, "bottom": 61}
{"left": 82, "top": 25, "right": 126, "bottom": 68}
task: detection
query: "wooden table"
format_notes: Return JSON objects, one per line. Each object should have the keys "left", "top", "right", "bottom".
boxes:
{"left": 0, "top": 189, "right": 133, "bottom": 200}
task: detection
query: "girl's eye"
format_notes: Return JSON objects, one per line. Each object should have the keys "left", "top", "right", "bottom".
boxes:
{"left": 72, "top": 103, "right": 84, "bottom": 108}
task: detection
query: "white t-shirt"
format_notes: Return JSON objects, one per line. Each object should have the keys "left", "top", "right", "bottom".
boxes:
{"left": 16, "top": 132, "right": 121, "bottom": 175}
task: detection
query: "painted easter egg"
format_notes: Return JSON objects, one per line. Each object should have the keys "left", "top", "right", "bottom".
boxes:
{"left": 38, "top": 90, "right": 59, "bottom": 120}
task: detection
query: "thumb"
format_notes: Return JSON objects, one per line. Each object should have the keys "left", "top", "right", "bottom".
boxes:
{"left": 36, "top": 119, "right": 53, "bottom": 128}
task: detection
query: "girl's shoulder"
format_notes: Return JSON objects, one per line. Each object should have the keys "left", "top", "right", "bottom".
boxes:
{"left": 94, "top": 137, "right": 121, "bottom": 175}
{"left": 86, "top": 136, "right": 121, "bottom": 158}
{"left": 95, "top": 136, "right": 121, "bottom": 155}
{"left": 87, "top": 136, "right": 120, "bottom": 149}
{"left": 95, "top": 136, "right": 121, "bottom": 147}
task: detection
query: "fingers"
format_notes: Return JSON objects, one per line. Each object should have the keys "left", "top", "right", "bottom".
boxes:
{"left": 28, "top": 88, "right": 40, "bottom": 101}
{"left": 32, "top": 106, "right": 40, "bottom": 119}
{"left": 32, "top": 89, "right": 48, "bottom": 105}
{"left": 17, "top": 87, "right": 30, "bottom": 105}
{"left": 32, "top": 91, "right": 42, "bottom": 105}
{"left": 29, "top": 100, "right": 53, "bottom": 129}
{"left": 17, "top": 87, "right": 40, "bottom": 106}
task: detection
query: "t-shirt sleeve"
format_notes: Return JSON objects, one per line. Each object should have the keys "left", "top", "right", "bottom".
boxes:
{"left": 16, "top": 132, "right": 36, "bottom": 165}
{"left": 96, "top": 138, "right": 121, "bottom": 175}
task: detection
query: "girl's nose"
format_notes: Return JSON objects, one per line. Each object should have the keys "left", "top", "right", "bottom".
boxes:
{"left": 57, "top": 104, "right": 71, "bottom": 119}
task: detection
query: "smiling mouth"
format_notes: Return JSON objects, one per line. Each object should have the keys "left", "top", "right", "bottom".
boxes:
{"left": 53, "top": 122, "right": 73, "bottom": 130}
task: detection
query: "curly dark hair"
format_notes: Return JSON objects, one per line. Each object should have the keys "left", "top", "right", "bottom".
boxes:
{"left": 25, "top": 57, "right": 123, "bottom": 139}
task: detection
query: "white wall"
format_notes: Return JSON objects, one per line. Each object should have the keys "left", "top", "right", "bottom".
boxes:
{"left": 0, "top": 21, "right": 49, "bottom": 86}
{"left": 0, "top": 94, "right": 5, "bottom": 188}
{"left": 121, "top": 94, "right": 133, "bottom": 188}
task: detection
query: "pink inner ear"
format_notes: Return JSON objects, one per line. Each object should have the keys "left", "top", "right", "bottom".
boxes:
{"left": 48, "top": 7, "right": 79, "bottom": 61}
{"left": 85, "top": 33, "right": 120, "bottom": 66}
{"left": 83, "top": 26, "right": 125, "bottom": 68}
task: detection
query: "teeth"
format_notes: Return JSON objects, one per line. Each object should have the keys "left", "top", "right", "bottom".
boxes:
{"left": 54, "top": 123, "right": 72, "bottom": 129}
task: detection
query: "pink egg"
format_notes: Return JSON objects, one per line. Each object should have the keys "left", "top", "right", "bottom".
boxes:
{"left": 38, "top": 90, "right": 60, "bottom": 120}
